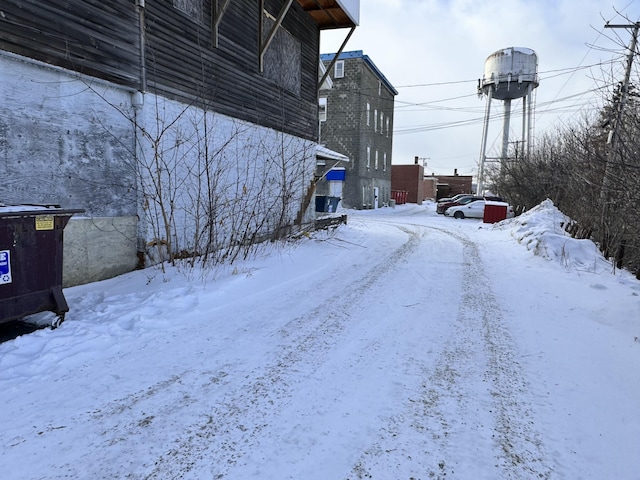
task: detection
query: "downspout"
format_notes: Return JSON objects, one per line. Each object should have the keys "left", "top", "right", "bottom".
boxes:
{"left": 137, "top": 0, "right": 146, "bottom": 92}
{"left": 134, "top": 0, "right": 147, "bottom": 267}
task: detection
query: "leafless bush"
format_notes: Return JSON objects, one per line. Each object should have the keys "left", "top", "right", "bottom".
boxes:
{"left": 488, "top": 83, "right": 640, "bottom": 278}
{"left": 134, "top": 97, "right": 315, "bottom": 271}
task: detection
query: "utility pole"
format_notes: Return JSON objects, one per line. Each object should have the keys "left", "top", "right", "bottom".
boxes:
{"left": 603, "top": 22, "right": 639, "bottom": 156}
{"left": 600, "top": 21, "right": 639, "bottom": 255}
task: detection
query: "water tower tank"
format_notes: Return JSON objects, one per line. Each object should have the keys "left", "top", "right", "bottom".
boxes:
{"left": 480, "top": 47, "right": 539, "bottom": 100}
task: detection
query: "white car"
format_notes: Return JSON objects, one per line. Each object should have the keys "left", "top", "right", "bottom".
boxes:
{"left": 444, "top": 200, "right": 514, "bottom": 220}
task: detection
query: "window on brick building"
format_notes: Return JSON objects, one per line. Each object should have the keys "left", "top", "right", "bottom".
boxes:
{"left": 335, "top": 60, "right": 344, "bottom": 78}
{"left": 318, "top": 97, "right": 327, "bottom": 122}
{"left": 366, "top": 146, "right": 371, "bottom": 169}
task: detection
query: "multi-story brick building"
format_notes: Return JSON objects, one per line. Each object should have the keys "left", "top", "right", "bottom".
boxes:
{"left": 318, "top": 51, "right": 397, "bottom": 209}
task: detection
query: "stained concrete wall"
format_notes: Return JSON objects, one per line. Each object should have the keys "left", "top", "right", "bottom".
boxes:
{"left": 1, "top": 53, "right": 140, "bottom": 286}
{"left": 0, "top": 53, "right": 137, "bottom": 218}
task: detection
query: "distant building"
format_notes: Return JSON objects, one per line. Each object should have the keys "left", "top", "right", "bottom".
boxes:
{"left": 391, "top": 161, "right": 424, "bottom": 205}
{"left": 435, "top": 170, "right": 473, "bottom": 200}
{"left": 319, "top": 51, "right": 397, "bottom": 209}
{"left": 391, "top": 160, "right": 472, "bottom": 203}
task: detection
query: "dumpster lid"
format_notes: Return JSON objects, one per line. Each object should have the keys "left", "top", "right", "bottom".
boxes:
{"left": 0, "top": 204, "right": 85, "bottom": 218}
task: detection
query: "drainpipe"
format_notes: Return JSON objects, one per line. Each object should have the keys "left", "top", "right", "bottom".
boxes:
{"left": 134, "top": 0, "right": 147, "bottom": 267}
{"left": 136, "top": 0, "right": 146, "bottom": 92}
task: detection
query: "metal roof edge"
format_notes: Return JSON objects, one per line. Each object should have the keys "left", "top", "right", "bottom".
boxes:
{"left": 316, "top": 145, "right": 350, "bottom": 162}
{"left": 320, "top": 50, "right": 398, "bottom": 96}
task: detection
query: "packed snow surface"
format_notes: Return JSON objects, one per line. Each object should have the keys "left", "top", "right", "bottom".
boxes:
{"left": 1, "top": 200, "right": 638, "bottom": 479}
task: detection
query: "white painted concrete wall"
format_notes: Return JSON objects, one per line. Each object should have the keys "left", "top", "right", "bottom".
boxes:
{"left": 1, "top": 52, "right": 318, "bottom": 285}
{"left": 134, "top": 96, "right": 318, "bottom": 261}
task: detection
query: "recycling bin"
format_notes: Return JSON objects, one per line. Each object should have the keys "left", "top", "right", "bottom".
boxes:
{"left": 0, "top": 205, "right": 84, "bottom": 327}
{"left": 327, "top": 196, "right": 340, "bottom": 213}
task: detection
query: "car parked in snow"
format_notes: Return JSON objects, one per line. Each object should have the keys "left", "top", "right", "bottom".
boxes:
{"left": 436, "top": 195, "right": 484, "bottom": 214}
{"left": 436, "top": 193, "right": 471, "bottom": 205}
{"left": 444, "top": 200, "right": 514, "bottom": 219}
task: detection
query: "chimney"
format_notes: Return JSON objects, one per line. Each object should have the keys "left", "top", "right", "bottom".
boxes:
{"left": 454, "top": 168, "right": 458, "bottom": 176}
{"left": 414, "top": 156, "right": 419, "bottom": 165}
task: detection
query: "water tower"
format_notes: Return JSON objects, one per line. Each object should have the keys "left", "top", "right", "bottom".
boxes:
{"left": 477, "top": 47, "right": 539, "bottom": 194}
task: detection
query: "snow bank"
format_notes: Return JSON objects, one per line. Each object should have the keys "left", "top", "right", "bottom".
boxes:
{"left": 506, "top": 199, "right": 612, "bottom": 273}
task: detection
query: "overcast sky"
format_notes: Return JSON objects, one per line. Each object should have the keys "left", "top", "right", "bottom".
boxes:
{"left": 320, "top": 0, "right": 640, "bottom": 178}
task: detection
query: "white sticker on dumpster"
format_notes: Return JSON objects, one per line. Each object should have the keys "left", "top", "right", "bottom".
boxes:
{"left": 0, "top": 250, "right": 11, "bottom": 285}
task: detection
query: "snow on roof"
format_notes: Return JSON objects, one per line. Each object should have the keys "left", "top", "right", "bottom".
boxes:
{"left": 0, "top": 204, "right": 84, "bottom": 217}
{"left": 316, "top": 145, "right": 349, "bottom": 162}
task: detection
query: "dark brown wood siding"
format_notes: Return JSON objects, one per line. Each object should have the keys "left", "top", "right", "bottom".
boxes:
{"left": 0, "top": 0, "right": 140, "bottom": 87}
{"left": 0, "top": 0, "right": 320, "bottom": 140}
{"left": 145, "top": 0, "right": 319, "bottom": 140}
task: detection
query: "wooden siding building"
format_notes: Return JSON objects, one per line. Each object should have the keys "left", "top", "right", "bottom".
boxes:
{"left": 0, "top": 0, "right": 339, "bottom": 140}
{"left": 0, "top": 0, "right": 359, "bottom": 285}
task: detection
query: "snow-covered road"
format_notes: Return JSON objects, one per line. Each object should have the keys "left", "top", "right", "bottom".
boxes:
{"left": 1, "top": 202, "right": 638, "bottom": 479}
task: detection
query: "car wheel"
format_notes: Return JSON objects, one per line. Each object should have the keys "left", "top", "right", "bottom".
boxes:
{"left": 454, "top": 211, "right": 464, "bottom": 219}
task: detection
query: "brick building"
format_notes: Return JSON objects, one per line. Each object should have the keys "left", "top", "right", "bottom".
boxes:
{"left": 391, "top": 159, "right": 473, "bottom": 204}
{"left": 391, "top": 163, "right": 424, "bottom": 205}
{"left": 435, "top": 170, "right": 473, "bottom": 199}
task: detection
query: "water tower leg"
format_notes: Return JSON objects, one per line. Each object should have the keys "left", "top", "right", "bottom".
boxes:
{"left": 501, "top": 98, "right": 511, "bottom": 163}
{"left": 477, "top": 88, "right": 493, "bottom": 195}
{"left": 522, "top": 95, "right": 527, "bottom": 158}
{"left": 526, "top": 86, "right": 534, "bottom": 157}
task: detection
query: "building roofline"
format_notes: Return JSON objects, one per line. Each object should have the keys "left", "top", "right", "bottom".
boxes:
{"left": 320, "top": 50, "right": 398, "bottom": 96}
{"left": 316, "top": 145, "right": 349, "bottom": 162}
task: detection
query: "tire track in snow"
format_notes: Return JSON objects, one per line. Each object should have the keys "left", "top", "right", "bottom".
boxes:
{"left": 450, "top": 229, "right": 552, "bottom": 479}
{"left": 137, "top": 223, "right": 426, "bottom": 479}
{"left": 346, "top": 224, "right": 552, "bottom": 479}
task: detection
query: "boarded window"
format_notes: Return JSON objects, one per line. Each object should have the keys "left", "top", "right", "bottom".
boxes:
{"left": 262, "top": 13, "right": 301, "bottom": 95}
{"left": 173, "top": 0, "right": 204, "bottom": 22}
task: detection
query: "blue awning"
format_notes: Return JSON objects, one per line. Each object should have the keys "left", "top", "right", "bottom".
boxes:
{"left": 326, "top": 168, "right": 346, "bottom": 181}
